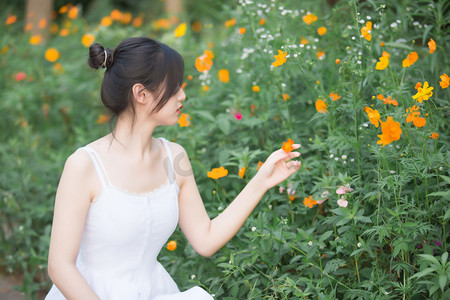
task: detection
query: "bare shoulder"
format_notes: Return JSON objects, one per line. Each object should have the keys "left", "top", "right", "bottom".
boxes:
{"left": 63, "top": 148, "right": 95, "bottom": 178}
{"left": 164, "top": 140, "right": 193, "bottom": 183}
{"left": 166, "top": 140, "right": 188, "bottom": 157}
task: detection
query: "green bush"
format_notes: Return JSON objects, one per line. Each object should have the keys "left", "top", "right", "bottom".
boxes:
{"left": 1, "top": 0, "right": 448, "bottom": 299}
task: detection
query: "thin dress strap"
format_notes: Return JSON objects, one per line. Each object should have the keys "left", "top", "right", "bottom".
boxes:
{"left": 77, "top": 146, "right": 112, "bottom": 188}
{"left": 159, "top": 138, "right": 176, "bottom": 185}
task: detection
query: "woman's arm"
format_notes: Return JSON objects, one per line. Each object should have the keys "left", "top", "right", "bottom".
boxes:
{"left": 173, "top": 143, "right": 301, "bottom": 257}
{"left": 47, "top": 151, "right": 100, "bottom": 299}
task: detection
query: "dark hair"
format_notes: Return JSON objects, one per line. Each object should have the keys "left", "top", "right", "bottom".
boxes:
{"left": 87, "top": 37, "right": 184, "bottom": 123}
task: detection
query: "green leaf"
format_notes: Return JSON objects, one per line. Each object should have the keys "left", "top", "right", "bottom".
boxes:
{"left": 442, "top": 252, "right": 448, "bottom": 266}
{"left": 439, "top": 274, "right": 447, "bottom": 292}
{"left": 411, "top": 267, "right": 436, "bottom": 279}
{"left": 440, "top": 175, "right": 450, "bottom": 185}
{"left": 420, "top": 254, "right": 441, "bottom": 266}
{"left": 318, "top": 231, "right": 333, "bottom": 242}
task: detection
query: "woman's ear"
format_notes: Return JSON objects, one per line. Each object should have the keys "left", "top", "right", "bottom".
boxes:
{"left": 131, "top": 83, "right": 150, "bottom": 104}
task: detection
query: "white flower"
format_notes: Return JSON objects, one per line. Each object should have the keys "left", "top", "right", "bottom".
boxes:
{"left": 330, "top": 154, "right": 334, "bottom": 158}
{"left": 439, "top": 166, "right": 443, "bottom": 171}
{"left": 335, "top": 157, "right": 339, "bottom": 161}
{"left": 191, "top": 275, "right": 196, "bottom": 279}
{"left": 251, "top": 226, "right": 257, "bottom": 232}
{"left": 308, "top": 241, "right": 313, "bottom": 246}
{"left": 390, "top": 170, "right": 396, "bottom": 174}
{"left": 357, "top": 242, "right": 362, "bottom": 248}
{"left": 350, "top": 158, "right": 355, "bottom": 162}
{"left": 342, "top": 155, "right": 347, "bottom": 160}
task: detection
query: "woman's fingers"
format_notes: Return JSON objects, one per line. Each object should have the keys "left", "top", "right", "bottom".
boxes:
{"left": 285, "top": 160, "right": 301, "bottom": 170}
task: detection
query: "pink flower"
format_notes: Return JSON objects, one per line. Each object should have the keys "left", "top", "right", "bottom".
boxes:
{"left": 337, "top": 196, "right": 348, "bottom": 207}
{"left": 316, "top": 191, "right": 329, "bottom": 204}
{"left": 336, "top": 186, "right": 346, "bottom": 195}
{"left": 15, "top": 72, "right": 26, "bottom": 81}
{"left": 232, "top": 108, "right": 243, "bottom": 120}
{"left": 279, "top": 186, "right": 285, "bottom": 193}
{"left": 336, "top": 184, "right": 353, "bottom": 194}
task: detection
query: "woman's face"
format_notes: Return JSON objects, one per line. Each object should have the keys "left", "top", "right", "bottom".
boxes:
{"left": 150, "top": 87, "right": 186, "bottom": 126}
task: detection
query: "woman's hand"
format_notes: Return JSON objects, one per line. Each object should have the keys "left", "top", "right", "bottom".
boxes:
{"left": 255, "top": 144, "right": 302, "bottom": 191}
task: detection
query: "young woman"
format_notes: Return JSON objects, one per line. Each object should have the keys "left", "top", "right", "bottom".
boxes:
{"left": 45, "top": 37, "right": 301, "bottom": 300}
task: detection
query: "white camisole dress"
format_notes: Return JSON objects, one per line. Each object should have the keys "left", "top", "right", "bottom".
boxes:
{"left": 45, "top": 137, "right": 213, "bottom": 300}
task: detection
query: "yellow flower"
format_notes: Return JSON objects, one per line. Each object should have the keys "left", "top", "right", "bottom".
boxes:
{"left": 375, "top": 56, "right": 389, "bottom": 70}
{"left": 45, "top": 48, "right": 60, "bottom": 62}
{"left": 315, "top": 99, "right": 327, "bottom": 113}
{"left": 218, "top": 69, "right": 229, "bottom": 83}
{"left": 361, "top": 21, "right": 372, "bottom": 41}
{"left": 302, "top": 13, "right": 317, "bottom": 25}
{"left": 272, "top": 50, "right": 288, "bottom": 67}
{"left": 238, "top": 167, "right": 246, "bottom": 179}
{"left": 29, "top": 35, "right": 42, "bottom": 45}
{"left": 439, "top": 73, "right": 449, "bottom": 89}
{"left": 100, "top": 16, "right": 112, "bottom": 27}
{"left": 177, "top": 113, "right": 190, "bottom": 127}
{"left": 412, "top": 81, "right": 434, "bottom": 103}
{"left": 363, "top": 107, "right": 381, "bottom": 128}
{"left": 81, "top": 34, "right": 95, "bottom": 47}
{"left": 207, "top": 166, "right": 228, "bottom": 179}
{"left": 317, "top": 26, "right": 327, "bottom": 36}
{"left": 174, "top": 23, "right": 186, "bottom": 37}
{"left": 252, "top": 85, "right": 260, "bottom": 93}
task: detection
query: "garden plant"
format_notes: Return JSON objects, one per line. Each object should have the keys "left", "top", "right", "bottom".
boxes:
{"left": 0, "top": 0, "right": 449, "bottom": 299}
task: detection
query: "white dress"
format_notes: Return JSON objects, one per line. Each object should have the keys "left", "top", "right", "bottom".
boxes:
{"left": 45, "top": 138, "right": 213, "bottom": 300}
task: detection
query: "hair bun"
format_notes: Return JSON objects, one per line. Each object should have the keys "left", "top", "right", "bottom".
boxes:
{"left": 87, "top": 43, "right": 113, "bottom": 69}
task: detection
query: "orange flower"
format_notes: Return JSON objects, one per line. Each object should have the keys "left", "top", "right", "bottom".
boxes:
{"left": 110, "top": 9, "right": 123, "bottom": 21}
{"left": 100, "top": 16, "right": 112, "bottom": 27}
{"left": 45, "top": 48, "right": 60, "bottom": 62}
{"left": 25, "top": 23, "right": 33, "bottom": 31}
{"left": 59, "top": 28, "right": 70, "bottom": 36}
{"left": 187, "top": 75, "right": 193, "bottom": 80}
{"left": 380, "top": 42, "right": 385, "bottom": 47}
{"left": 440, "top": 73, "right": 449, "bottom": 89}
{"left": 167, "top": 240, "right": 177, "bottom": 251}
{"left": 238, "top": 167, "right": 246, "bottom": 179}
{"left": 363, "top": 107, "right": 381, "bottom": 128}
{"left": 256, "top": 161, "right": 264, "bottom": 171}
{"left": 202, "top": 85, "right": 210, "bottom": 92}
{"left": 6, "top": 14, "right": 17, "bottom": 25}
{"left": 375, "top": 56, "right": 389, "bottom": 70}
{"left": 218, "top": 69, "right": 229, "bottom": 83}
{"left": 402, "top": 51, "right": 418, "bottom": 68}
{"left": 429, "top": 133, "right": 439, "bottom": 140}
{"left": 155, "top": 18, "right": 170, "bottom": 29}
{"left": 377, "top": 116, "right": 402, "bottom": 147}
{"left": 282, "top": 93, "right": 290, "bottom": 101}
{"left": 174, "top": 23, "right": 187, "bottom": 37}
{"left": 272, "top": 50, "right": 288, "bottom": 67}
{"left": 1, "top": 45, "right": 9, "bottom": 54}
{"left": 132, "top": 16, "right": 143, "bottom": 27}
{"left": 300, "top": 37, "right": 309, "bottom": 45}
{"left": 191, "top": 21, "right": 202, "bottom": 32}
{"left": 415, "top": 82, "right": 422, "bottom": 90}
{"left": 413, "top": 116, "right": 426, "bottom": 128}
{"left": 239, "top": 27, "right": 246, "bottom": 34}
{"left": 252, "top": 85, "right": 260, "bottom": 93}
{"left": 177, "top": 113, "right": 190, "bottom": 127}
{"left": 317, "top": 26, "right": 327, "bottom": 36}
{"left": 259, "top": 18, "right": 265, "bottom": 25}
{"left": 302, "top": 13, "right": 317, "bottom": 25}
{"left": 68, "top": 6, "right": 78, "bottom": 19}
{"left": 315, "top": 99, "right": 327, "bottom": 113}
{"left": 97, "top": 114, "right": 110, "bottom": 124}
{"left": 329, "top": 92, "right": 341, "bottom": 101}
{"left": 120, "top": 12, "right": 132, "bottom": 24}
{"left": 378, "top": 95, "right": 398, "bottom": 106}
{"left": 81, "top": 33, "right": 95, "bottom": 47}
{"left": 317, "top": 50, "right": 325, "bottom": 60}
{"left": 282, "top": 139, "right": 294, "bottom": 153}
{"left": 405, "top": 105, "right": 420, "bottom": 123}
{"left": 195, "top": 50, "right": 214, "bottom": 72}
{"left": 382, "top": 51, "right": 390, "bottom": 58}
{"left": 225, "top": 18, "right": 236, "bottom": 28}
{"left": 181, "top": 82, "right": 187, "bottom": 90}
{"left": 207, "top": 166, "right": 228, "bottom": 179}
{"left": 303, "top": 195, "right": 317, "bottom": 208}
{"left": 412, "top": 81, "right": 433, "bottom": 103}
{"left": 39, "top": 18, "right": 47, "bottom": 29}
{"left": 428, "top": 38, "right": 436, "bottom": 54}
{"left": 335, "top": 58, "right": 340, "bottom": 64}
{"left": 361, "top": 21, "right": 372, "bottom": 41}
{"left": 29, "top": 35, "right": 42, "bottom": 45}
